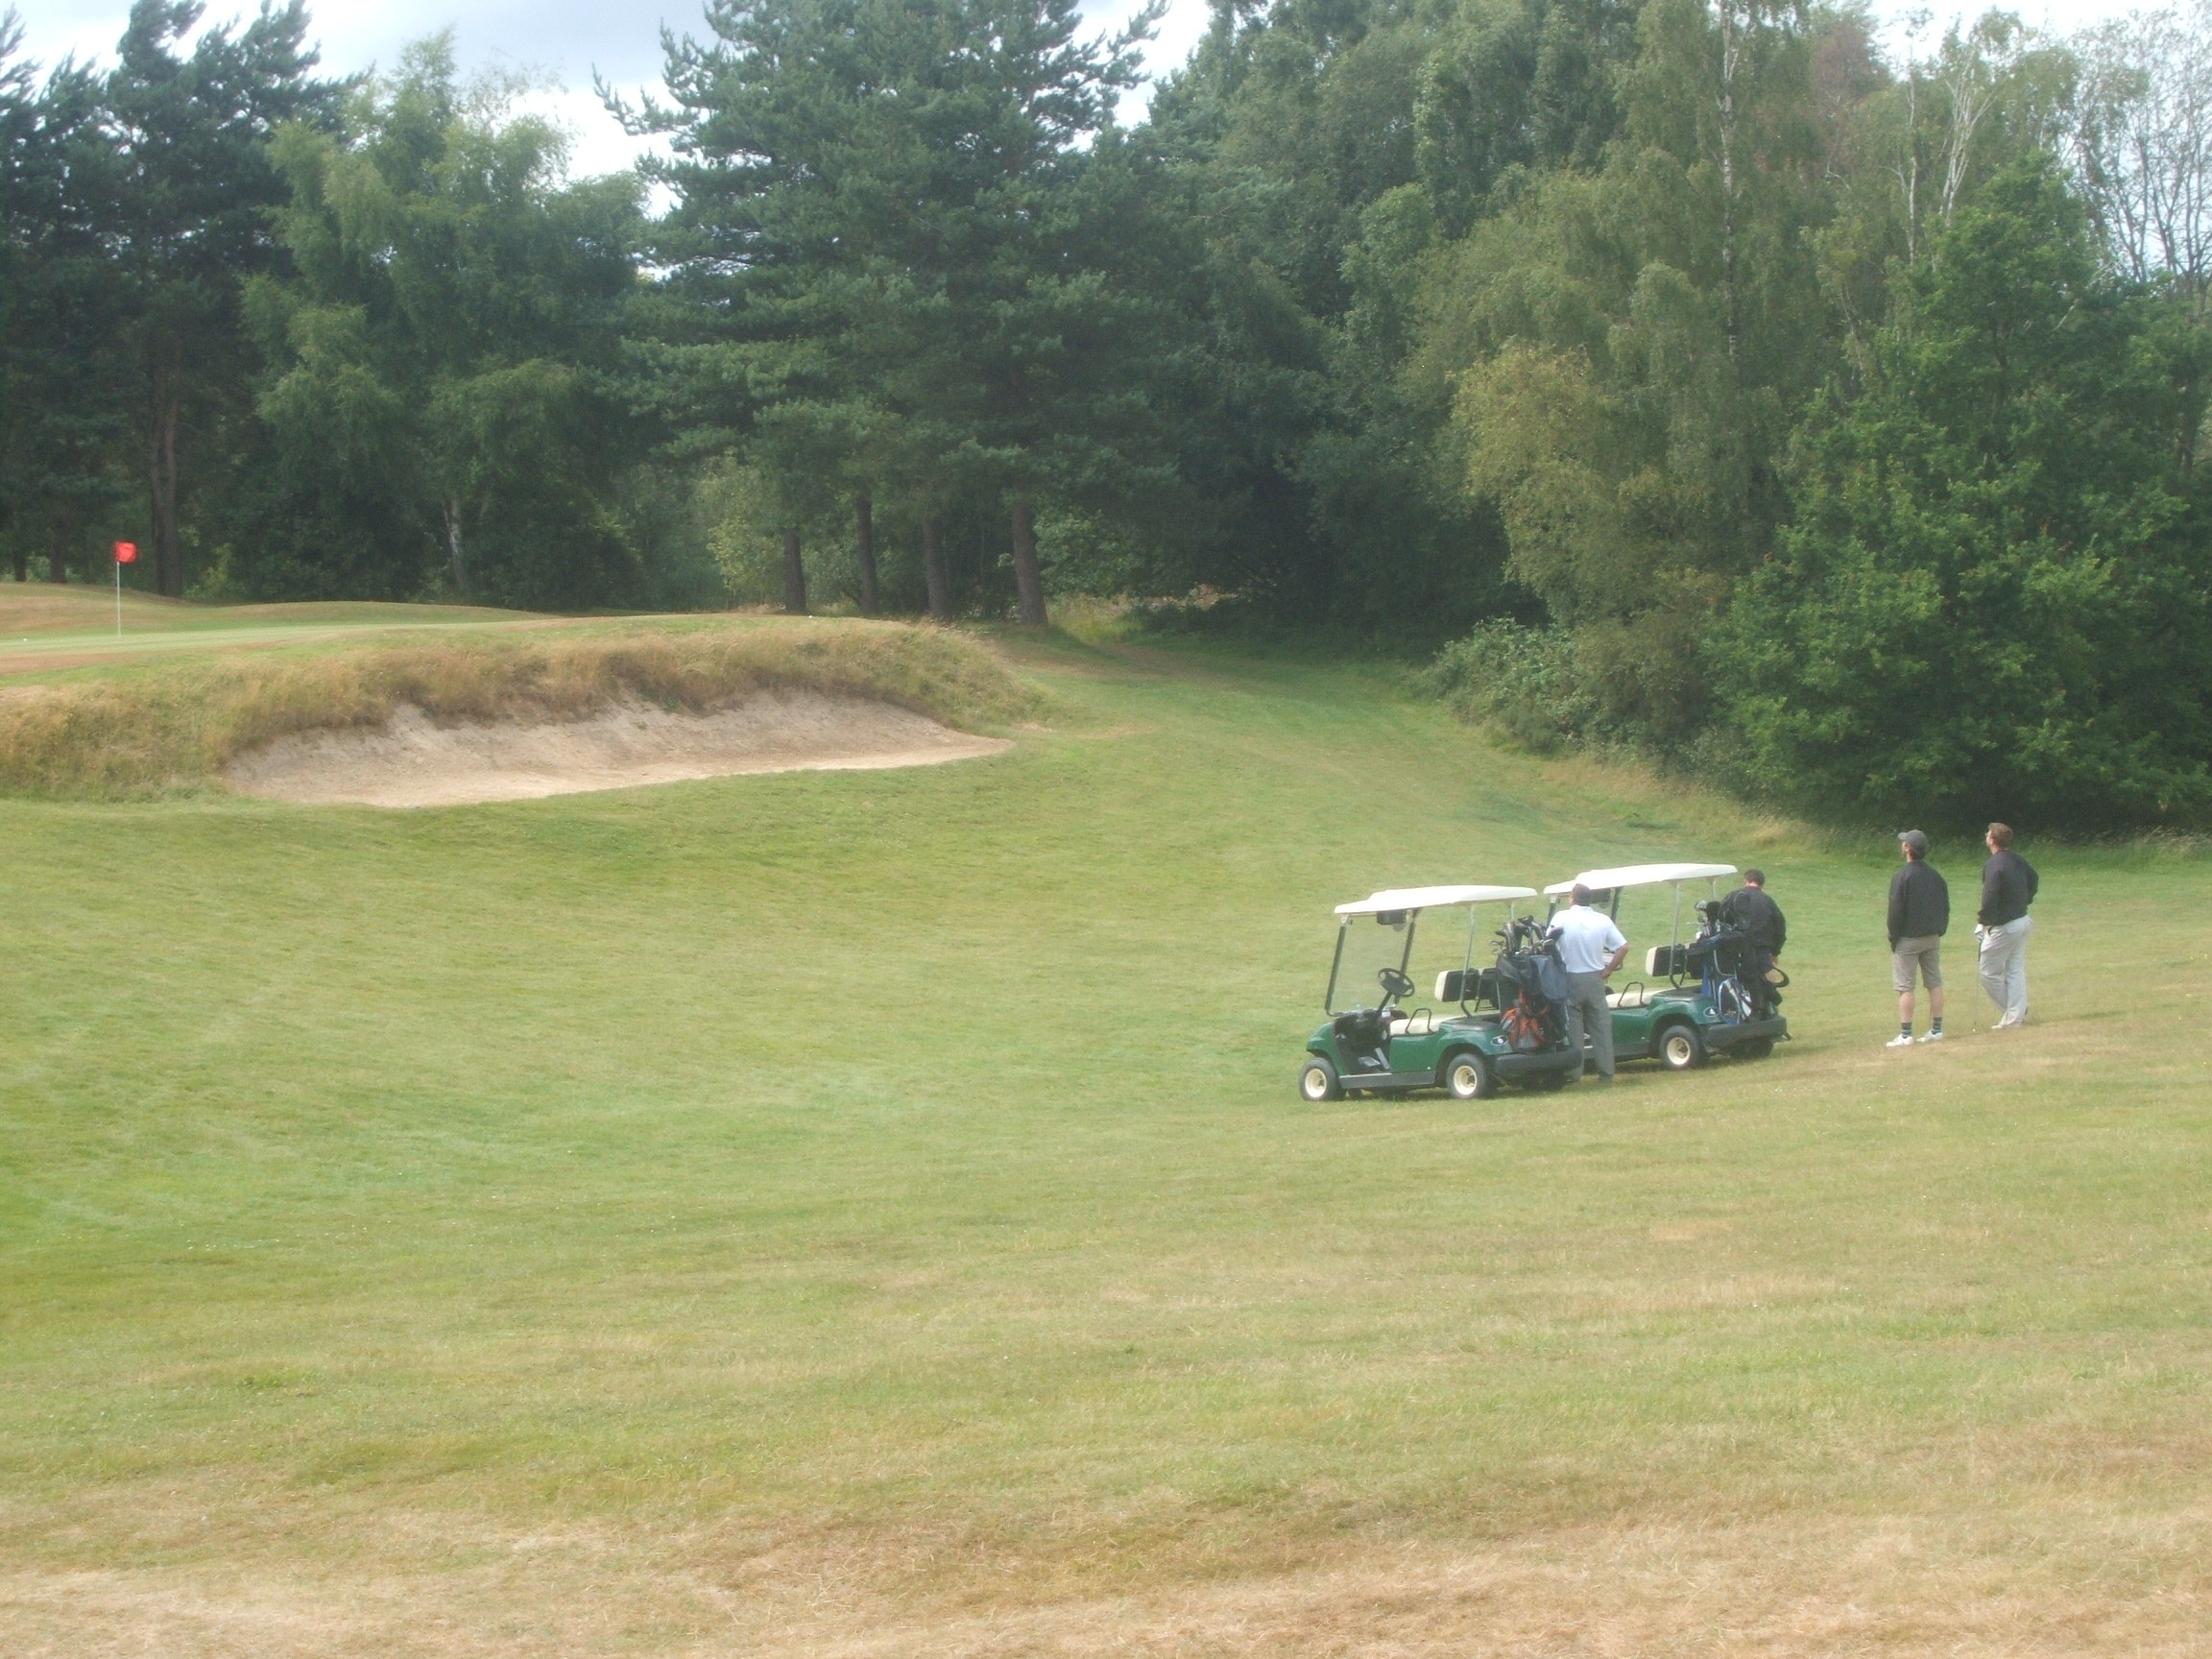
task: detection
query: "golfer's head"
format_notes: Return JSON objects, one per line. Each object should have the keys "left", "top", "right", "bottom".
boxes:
{"left": 1898, "top": 830, "right": 1928, "bottom": 861}
{"left": 1743, "top": 869, "right": 1764, "bottom": 887}
{"left": 1986, "top": 822, "right": 2012, "bottom": 850}
{"left": 1570, "top": 883, "right": 1593, "bottom": 907}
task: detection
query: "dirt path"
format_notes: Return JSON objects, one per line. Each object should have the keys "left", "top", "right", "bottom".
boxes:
{"left": 226, "top": 691, "right": 1012, "bottom": 807}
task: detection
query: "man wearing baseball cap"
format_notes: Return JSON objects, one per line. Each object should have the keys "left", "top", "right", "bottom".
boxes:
{"left": 1887, "top": 830, "right": 1950, "bottom": 1046}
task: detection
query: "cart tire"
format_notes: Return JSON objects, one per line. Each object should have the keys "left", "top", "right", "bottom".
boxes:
{"left": 1441, "top": 1049, "right": 1494, "bottom": 1100}
{"left": 1733, "top": 1037, "right": 1774, "bottom": 1060}
{"left": 1658, "top": 1023, "right": 1707, "bottom": 1070}
{"left": 1298, "top": 1056, "right": 1343, "bottom": 1102}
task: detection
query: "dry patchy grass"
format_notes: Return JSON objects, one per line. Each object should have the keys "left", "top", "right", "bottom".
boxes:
{"left": 8, "top": 1488, "right": 2209, "bottom": 1657}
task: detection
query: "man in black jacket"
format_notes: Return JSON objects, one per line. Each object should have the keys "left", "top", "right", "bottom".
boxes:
{"left": 1720, "top": 871, "right": 1786, "bottom": 1013}
{"left": 1887, "top": 830, "right": 1950, "bottom": 1046}
{"left": 1978, "top": 822, "right": 2039, "bottom": 1028}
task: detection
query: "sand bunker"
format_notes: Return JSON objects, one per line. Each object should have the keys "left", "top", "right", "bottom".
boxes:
{"left": 226, "top": 691, "right": 1012, "bottom": 807}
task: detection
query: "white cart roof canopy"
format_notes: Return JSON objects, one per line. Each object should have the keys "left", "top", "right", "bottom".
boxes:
{"left": 1543, "top": 862, "right": 1737, "bottom": 897}
{"left": 1336, "top": 884, "right": 1537, "bottom": 916}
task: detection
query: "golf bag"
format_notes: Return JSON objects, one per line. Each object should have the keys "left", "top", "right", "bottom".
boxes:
{"left": 1493, "top": 917, "right": 1567, "bottom": 1051}
{"left": 1687, "top": 905, "right": 1778, "bottom": 1022}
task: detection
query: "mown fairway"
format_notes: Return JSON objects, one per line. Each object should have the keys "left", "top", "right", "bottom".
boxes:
{"left": 3, "top": 624, "right": 2209, "bottom": 1656}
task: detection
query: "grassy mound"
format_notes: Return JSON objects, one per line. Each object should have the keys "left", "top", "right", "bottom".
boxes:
{"left": 0, "top": 616, "right": 1032, "bottom": 799}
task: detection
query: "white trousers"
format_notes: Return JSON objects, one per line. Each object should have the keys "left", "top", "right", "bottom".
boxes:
{"left": 1978, "top": 916, "right": 2032, "bottom": 1024}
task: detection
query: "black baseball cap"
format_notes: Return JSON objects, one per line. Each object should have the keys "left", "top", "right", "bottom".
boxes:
{"left": 1897, "top": 830, "right": 1928, "bottom": 854}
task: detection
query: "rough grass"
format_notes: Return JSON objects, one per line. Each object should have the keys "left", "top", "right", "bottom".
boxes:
{"left": 0, "top": 617, "right": 1033, "bottom": 798}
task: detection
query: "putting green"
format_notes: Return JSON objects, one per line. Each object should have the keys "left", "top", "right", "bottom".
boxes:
{"left": 2, "top": 623, "right": 2207, "bottom": 1655}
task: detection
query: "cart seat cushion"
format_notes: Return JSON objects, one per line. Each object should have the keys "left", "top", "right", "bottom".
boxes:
{"left": 1388, "top": 1012, "right": 1439, "bottom": 1037}
{"left": 1606, "top": 988, "right": 1653, "bottom": 1009}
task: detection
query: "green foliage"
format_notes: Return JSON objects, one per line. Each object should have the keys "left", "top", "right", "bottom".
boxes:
{"left": 1414, "top": 0, "right": 1642, "bottom": 234}
{"left": 1425, "top": 0, "right": 1834, "bottom": 617}
{"left": 0, "top": 35, "right": 132, "bottom": 584}
{"left": 631, "top": 0, "right": 1175, "bottom": 623}
{"left": 238, "top": 40, "right": 647, "bottom": 608}
{"left": 1422, "top": 617, "right": 1597, "bottom": 750}
{"left": 1716, "top": 159, "right": 2212, "bottom": 828}
{"left": 1424, "top": 600, "right": 1715, "bottom": 752}
{"left": 106, "top": 0, "right": 345, "bottom": 595}
{"left": 1147, "top": 0, "right": 1518, "bottom": 632}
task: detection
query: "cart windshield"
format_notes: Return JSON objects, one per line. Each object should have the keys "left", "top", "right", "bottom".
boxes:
{"left": 1324, "top": 905, "right": 1493, "bottom": 1014}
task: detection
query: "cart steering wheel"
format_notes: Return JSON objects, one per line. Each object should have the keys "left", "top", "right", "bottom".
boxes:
{"left": 1377, "top": 967, "right": 1414, "bottom": 1004}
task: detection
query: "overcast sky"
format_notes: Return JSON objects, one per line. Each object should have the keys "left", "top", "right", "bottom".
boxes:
{"left": 0, "top": 0, "right": 2164, "bottom": 179}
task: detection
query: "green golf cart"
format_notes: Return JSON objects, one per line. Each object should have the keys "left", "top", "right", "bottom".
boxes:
{"left": 1298, "top": 885, "right": 1581, "bottom": 1101}
{"left": 1541, "top": 863, "right": 1789, "bottom": 1071}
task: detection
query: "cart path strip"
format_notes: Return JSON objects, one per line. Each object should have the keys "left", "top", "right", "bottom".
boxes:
{"left": 225, "top": 690, "right": 1012, "bottom": 807}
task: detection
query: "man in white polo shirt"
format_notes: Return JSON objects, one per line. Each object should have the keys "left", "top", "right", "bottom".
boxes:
{"left": 1550, "top": 883, "right": 1629, "bottom": 1083}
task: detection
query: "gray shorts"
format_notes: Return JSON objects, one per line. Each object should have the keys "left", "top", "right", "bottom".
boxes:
{"left": 1892, "top": 934, "right": 1942, "bottom": 993}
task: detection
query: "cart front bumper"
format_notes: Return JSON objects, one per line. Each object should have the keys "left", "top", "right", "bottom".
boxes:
{"left": 1705, "top": 1015, "right": 1788, "bottom": 1050}
{"left": 1493, "top": 1048, "right": 1580, "bottom": 1080}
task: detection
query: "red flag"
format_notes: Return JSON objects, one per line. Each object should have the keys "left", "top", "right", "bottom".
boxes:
{"left": 114, "top": 541, "right": 137, "bottom": 565}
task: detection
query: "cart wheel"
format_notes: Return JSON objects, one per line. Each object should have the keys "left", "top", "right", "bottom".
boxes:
{"left": 1658, "top": 1023, "right": 1707, "bottom": 1070}
{"left": 1733, "top": 1037, "right": 1774, "bottom": 1060}
{"left": 1298, "top": 1056, "right": 1343, "bottom": 1102}
{"left": 1441, "top": 1049, "right": 1494, "bottom": 1100}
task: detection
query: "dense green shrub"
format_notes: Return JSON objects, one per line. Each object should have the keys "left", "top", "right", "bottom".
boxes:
{"left": 1713, "top": 162, "right": 2212, "bottom": 829}
{"left": 1421, "top": 620, "right": 1598, "bottom": 752}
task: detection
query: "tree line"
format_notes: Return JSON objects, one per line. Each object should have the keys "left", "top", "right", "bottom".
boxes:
{"left": 2, "top": 0, "right": 2209, "bottom": 823}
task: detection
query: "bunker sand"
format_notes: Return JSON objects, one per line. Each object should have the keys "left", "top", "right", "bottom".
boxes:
{"left": 226, "top": 690, "right": 1011, "bottom": 806}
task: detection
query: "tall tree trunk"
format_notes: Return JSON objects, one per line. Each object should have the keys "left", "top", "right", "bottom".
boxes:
{"left": 922, "top": 516, "right": 950, "bottom": 622}
{"left": 444, "top": 499, "right": 467, "bottom": 593}
{"left": 1717, "top": 0, "right": 1741, "bottom": 363}
{"left": 781, "top": 528, "right": 808, "bottom": 614}
{"left": 48, "top": 504, "right": 75, "bottom": 584}
{"left": 1008, "top": 496, "right": 1046, "bottom": 627}
{"left": 11, "top": 541, "right": 24, "bottom": 582}
{"left": 147, "top": 369, "right": 183, "bottom": 597}
{"left": 854, "top": 493, "right": 879, "bottom": 615}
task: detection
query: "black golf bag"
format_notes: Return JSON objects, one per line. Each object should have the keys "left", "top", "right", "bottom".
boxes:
{"left": 1493, "top": 917, "right": 1568, "bottom": 1051}
{"left": 1688, "top": 905, "right": 1779, "bottom": 1021}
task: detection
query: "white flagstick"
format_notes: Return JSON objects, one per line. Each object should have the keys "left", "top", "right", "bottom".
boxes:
{"left": 112, "top": 541, "right": 136, "bottom": 637}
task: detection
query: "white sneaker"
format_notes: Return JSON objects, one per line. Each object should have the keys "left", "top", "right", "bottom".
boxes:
{"left": 1886, "top": 1033, "right": 1915, "bottom": 1047}
{"left": 1918, "top": 1029, "right": 1946, "bottom": 1043}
